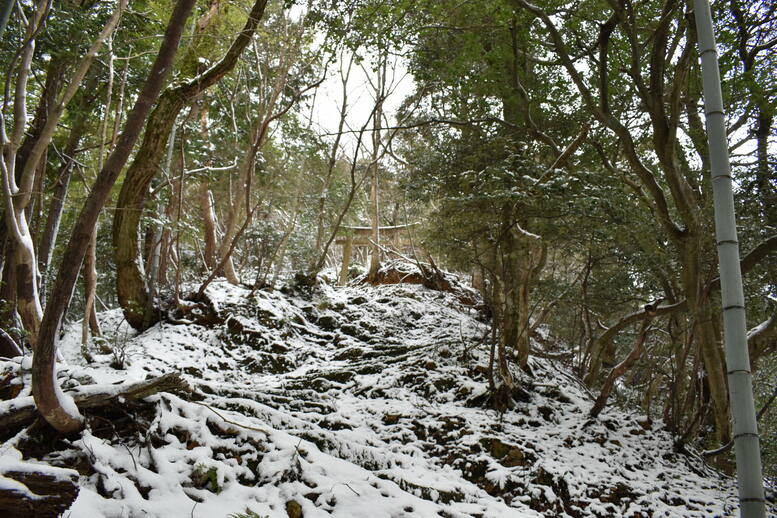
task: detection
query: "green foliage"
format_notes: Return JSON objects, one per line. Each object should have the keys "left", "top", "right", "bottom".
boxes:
{"left": 193, "top": 463, "right": 222, "bottom": 494}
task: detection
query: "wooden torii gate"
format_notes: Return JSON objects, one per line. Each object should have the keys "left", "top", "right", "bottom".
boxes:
{"left": 335, "top": 223, "right": 419, "bottom": 285}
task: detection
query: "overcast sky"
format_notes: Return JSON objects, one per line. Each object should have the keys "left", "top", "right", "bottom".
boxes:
{"left": 307, "top": 50, "right": 415, "bottom": 156}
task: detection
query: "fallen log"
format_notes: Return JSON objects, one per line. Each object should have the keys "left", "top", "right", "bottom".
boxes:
{"left": 0, "top": 467, "right": 79, "bottom": 517}
{"left": 0, "top": 372, "right": 189, "bottom": 436}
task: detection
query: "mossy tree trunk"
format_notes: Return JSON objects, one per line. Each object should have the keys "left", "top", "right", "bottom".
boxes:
{"left": 112, "top": 0, "right": 269, "bottom": 329}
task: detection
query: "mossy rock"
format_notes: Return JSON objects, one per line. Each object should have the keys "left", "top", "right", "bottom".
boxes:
{"left": 353, "top": 363, "right": 383, "bottom": 375}
{"left": 478, "top": 437, "right": 531, "bottom": 467}
{"left": 308, "top": 378, "right": 333, "bottom": 392}
{"left": 322, "top": 370, "right": 354, "bottom": 384}
{"left": 358, "top": 320, "right": 379, "bottom": 334}
{"left": 340, "top": 324, "right": 366, "bottom": 339}
{"left": 286, "top": 499, "right": 303, "bottom": 518}
{"left": 433, "top": 376, "right": 456, "bottom": 392}
{"left": 502, "top": 447, "right": 529, "bottom": 467}
{"left": 239, "top": 352, "right": 295, "bottom": 374}
{"left": 255, "top": 309, "right": 283, "bottom": 329}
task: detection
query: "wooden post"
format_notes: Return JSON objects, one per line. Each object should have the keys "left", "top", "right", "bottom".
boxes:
{"left": 339, "top": 235, "right": 353, "bottom": 286}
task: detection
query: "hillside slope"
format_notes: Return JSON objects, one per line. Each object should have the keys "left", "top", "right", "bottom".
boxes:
{"left": 0, "top": 274, "right": 765, "bottom": 517}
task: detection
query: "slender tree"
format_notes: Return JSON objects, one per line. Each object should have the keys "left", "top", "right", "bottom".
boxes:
{"left": 2, "top": 0, "right": 125, "bottom": 346}
{"left": 32, "top": 0, "right": 197, "bottom": 434}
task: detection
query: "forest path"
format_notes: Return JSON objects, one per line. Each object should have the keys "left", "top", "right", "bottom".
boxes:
{"left": 1, "top": 275, "right": 749, "bottom": 517}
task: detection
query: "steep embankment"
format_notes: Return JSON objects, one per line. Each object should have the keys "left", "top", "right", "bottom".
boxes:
{"left": 0, "top": 272, "right": 763, "bottom": 517}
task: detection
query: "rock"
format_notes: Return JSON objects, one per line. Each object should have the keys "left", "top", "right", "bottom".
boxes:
{"left": 481, "top": 437, "right": 510, "bottom": 459}
{"left": 286, "top": 499, "right": 303, "bottom": 518}
{"left": 316, "top": 315, "right": 338, "bottom": 331}
{"left": 502, "top": 448, "right": 527, "bottom": 467}
{"left": 333, "top": 348, "right": 363, "bottom": 361}
{"left": 383, "top": 413, "right": 402, "bottom": 425}
{"left": 323, "top": 370, "right": 355, "bottom": 384}
{"left": 340, "top": 324, "right": 364, "bottom": 339}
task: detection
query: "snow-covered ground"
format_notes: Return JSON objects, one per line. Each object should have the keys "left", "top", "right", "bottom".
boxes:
{"left": 1, "top": 275, "right": 767, "bottom": 517}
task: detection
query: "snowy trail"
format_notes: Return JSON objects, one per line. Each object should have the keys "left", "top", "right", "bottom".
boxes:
{"left": 1, "top": 276, "right": 756, "bottom": 517}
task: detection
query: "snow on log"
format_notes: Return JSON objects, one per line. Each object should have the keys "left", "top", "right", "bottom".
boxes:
{"left": 0, "top": 466, "right": 79, "bottom": 517}
{"left": 0, "top": 372, "right": 189, "bottom": 434}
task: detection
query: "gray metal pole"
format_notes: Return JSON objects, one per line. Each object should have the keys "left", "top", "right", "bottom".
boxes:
{"left": 693, "top": 1, "right": 766, "bottom": 517}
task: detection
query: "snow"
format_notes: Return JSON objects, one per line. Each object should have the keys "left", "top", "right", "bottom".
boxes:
{"left": 1, "top": 273, "right": 771, "bottom": 517}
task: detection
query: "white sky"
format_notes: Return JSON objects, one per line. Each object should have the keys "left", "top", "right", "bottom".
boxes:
{"left": 307, "top": 50, "right": 415, "bottom": 156}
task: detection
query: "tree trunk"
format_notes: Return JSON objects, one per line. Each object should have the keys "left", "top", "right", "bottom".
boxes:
{"left": 0, "top": 0, "right": 13, "bottom": 38}
{"left": 488, "top": 223, "right": 545, "bottom": 372}
{"left": 2, "top": 372, "right": 188, "bottom": 432}
{"left": 493, "top": 273, "right": 515, "bottom": 393}
{"left": 315, "top": 55, "right": 354, "bottom": 257}
{"left": 199, "top": 180, "right": 218, "bottom": 271}
{"left": 113, "top": 96, "right": 181, "bottom": 328}
{"left": 754, "top": 111, "right": 775, "bottom": 225}
{"left": 81, "top": 226, "right": 101, "bottom": 349}
{"left": 37, "top": 93, "right": 93, "bottom": 300}
{"left": 143, "top": 223, "right": 162, "bottom": 330}
{"left": 513, "top": 231, "right": 545, "bottom": 370}
{"left": 214, "top": 55, "right": 296, "bottom": 287}
{"left": 270, "top": 191, "right": 301, "bottom": 287}
{"left": 366, "top": 52, "right": 387, "bottom": 283}
{"left": 37, "top": 162, "right": 74, "bottom": 298}
{"left": 112, "top": 0, "right": 269, "bottom": 329}
{"left": 0, "top": 0, "right": 50, "bottom": 348}
{"left": 17, "top": 57, "right": 66, "bottom": 229}
{"left": 0, "top": 239, "right": 18, "bottom": 348}
{"left": 367, "top": 163, "right": 380, "bottom": 281}
{"left": 158, "top": 195, "right": 176, "bottom": 285}
{"left": 82, "top": 34, "right": 115, "bottom": 350}
{"left": 590, "top": 318, "right": 652, "bottom": 418}
{"left": 215, "top": 173, "right": 241, "bottom": 285}
{"left": 682, "top": 236, "right": 731, "bottom": 444}
{"left": 13, "top": 229, "right": 43, "bottom": 346}
{"left": 32, "top": 0, "right": 197, "bottom": 434}
{"left": 3, "top": 0, "right": 123, "bottom": 347}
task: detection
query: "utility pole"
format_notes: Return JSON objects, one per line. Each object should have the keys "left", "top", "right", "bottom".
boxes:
{"left": 693, "top": 1, "right": 765, "bottom": 517}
